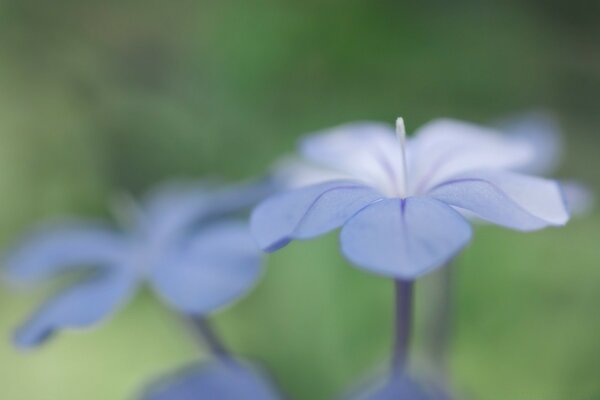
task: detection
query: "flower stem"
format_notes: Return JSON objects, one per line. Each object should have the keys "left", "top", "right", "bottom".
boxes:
{"left": 392, "top": 279, "right": 414, "bottom": 375}
{"left": 189, "top": 316, "right": 231, "bottom": 361}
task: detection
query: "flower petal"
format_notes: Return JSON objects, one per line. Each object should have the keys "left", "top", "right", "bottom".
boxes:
{"left": 14, "top": 268, "right": 137, "bottom": 348}
{"left": 272, "top": 156, "right": 354, "bottom": 189}
{"left": 140, "top": 360, "right": 281, "bottom": 400}
{"left": 149, "top": 221, "right": 263, "bottom": 315}
{"left": 562, "top": 180, "right": 594, "bottom": 217}
{"left": 142, "top": 180, "right": 275, "bottom": 242}
{"left": 250, "top": 181, "right": 383, "bottom": 252}
{"left": 4, "top": 221, "right": 126, "bottom": 284}
{"left": 300, "top": 123, "right": 405, "bottom": 196}
{"left": 407, "top": 119, "right": 535, "bottom": 193}
{"left": 498, "top": 111, "right": 563, "bottom": 175}
{"left": 428, "top": 170, "right": 570, "bottom": 231}
{"left": 345, "top": 375, "right": 442, "bottom": 400}
{"left": 340, "top": 197, "right": 472, "bottom": 280}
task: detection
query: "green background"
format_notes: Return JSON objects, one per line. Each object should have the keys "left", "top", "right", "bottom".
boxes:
{"left": 0, "top": 1, "right": 598, "bottom": 399}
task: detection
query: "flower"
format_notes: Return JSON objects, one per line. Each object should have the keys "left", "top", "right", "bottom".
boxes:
{"left": 251, "top": 118, "right": 569, "bottom": 280}
{"left": 3, "top": 179, "right": 272, "bottom": 348}
{"left": 500, "top": 111, "right": 594, "bottom": 216}
{"left": 499, "top": 111, "right": 564, "bottom": 176}
{"left": 139, "top": 360, "right": 281, "bottom": 400}
{"left": 343, "top": 373, "right": 450, "bottom": 400}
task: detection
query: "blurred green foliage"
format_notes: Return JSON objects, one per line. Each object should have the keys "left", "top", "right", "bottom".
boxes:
{"left": 0, "top": 0, "right": 598, "bottom": 399}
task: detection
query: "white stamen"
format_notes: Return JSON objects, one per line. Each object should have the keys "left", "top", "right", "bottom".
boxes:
{"left": 396, "top": 117, "right": 409, "bottom": 197}
{"left": 396, "top": 117, "right": 406, "bottom": 146}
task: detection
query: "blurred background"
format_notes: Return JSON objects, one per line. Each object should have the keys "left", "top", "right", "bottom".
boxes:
{"left": 0, "top": 0, "right": 599, "bottom": 399}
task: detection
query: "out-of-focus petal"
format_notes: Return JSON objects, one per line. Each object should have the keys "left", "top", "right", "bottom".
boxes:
{"left": 300, "top": 123, "right": 405, "bottom": 196}
{"left": 407, "top": 119, "right": 534, "bottom": 194}
{"left": 428, "top": 170, "right": 569, "bottom": 231}
{"left": 251, "top": 181, "right": 383, "bottom": 252}
{"left": 140, "top": 360, "right": 281, "bottom": 400}
{"left": 344, "top": 374, "right": 448, "bottom": 400}
{"left": 149, "top": 221, "right": 263, "bottom": 315}
{"left": 340, "top": 197, "right": 471, "bottom": 280}
{"left": 14, "top": 268, "right": 137, "bottom": 348}
{"left": 498, "top": 111, "right": 563, "bottom": 175}
{"left": 273, "top": 156, "right": 353, "bottom": 189}
{"left": 562, "top": 180, "right": 595, "bottom": 216}
{"left": 4, "top": 221, "right": 127, "bottom": 284}
{"left": 142, "top": 179, "right": 275, "bottom": 242}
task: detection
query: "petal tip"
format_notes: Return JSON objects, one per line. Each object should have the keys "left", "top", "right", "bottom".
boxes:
{"left": 13, "top": 324, "right": 51, "bottom": 349}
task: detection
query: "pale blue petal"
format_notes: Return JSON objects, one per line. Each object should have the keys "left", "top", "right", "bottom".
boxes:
{"left": 140, "top": 360, "right": 281, "bottom": 400}
{"left": 149, "top": 221, "right": 263, "bottom": 315}
{"left": 498, "top": 111, "right": 563, "bottom": 175}
{"left": 273, "top": 156, "right": 354, "bottom": 189}
{"left": 4, "top": 221, "right": 127, "bottom": 284}
{"left": 344, "top": 375, "right": 447, "bottom": 400}
{"left": 142, "top": 179, "right": 276, "bottom": 242}
{"left": 14, "top": 268, "right": 138, "bottom": 348}
{"left": 428, "top": 170, "right": 569, "bottom": 231}
{"left": 250, "top": 181, "right": 383, "bottom": 252}
{"left": 562, "top": 180, "right": 594, "bottom": 217}
{"left": 340, "top": 197, "right": 472, "bottom": 280}
{"left": 300, "top": 123, "right": 405, "bottom": 196}
{"left": 208, "top": 179, "right": 279, "bottom": 213}
{"left": 407, "top": 119, "right": 534, "bottom": 194}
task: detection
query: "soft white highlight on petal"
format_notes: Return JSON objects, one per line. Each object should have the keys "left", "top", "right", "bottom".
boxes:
{"left": 407, "top": 119, "right": 535, "bottom": 194}
{"left": 300, "top": 123, "right": 406, "bottom": 197}
{"left": 291, "top": 118, "right": 540, "bottom": 199}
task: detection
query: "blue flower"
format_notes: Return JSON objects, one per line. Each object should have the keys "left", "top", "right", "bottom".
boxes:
{"left": 139, "top": 359, "right": 282, "bottom": 400}
{"left": 500, "top": 111, "right": 594, "bottom": 216}
{"left": 343, "top": 374, "right": 450, "bottom": 400}
{"left": 4, "top": 180, "right": 272, "bottom": 348}
{"left": 499, "top": 110, "right": 564, "bottom": 176}
{"left": 251, "top": 118, "right": 569, "bottom": 280}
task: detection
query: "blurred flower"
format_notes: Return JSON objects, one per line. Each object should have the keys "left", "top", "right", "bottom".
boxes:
{"left": 251, "top": 118, "right": 569, "bottom": 280}
{"left": 561, "top": 181, "right": 595, "bottom": 216}
{"left": 499, "top": 111, "right": 564, "bottom": 176}
{"left": 343, "top": 373, "right": 451, "bottom": 400}
{"left": 139, "top": 359, "right": 282, "bottom": 400}
{"left": 499, "top": 111, "right": 594, "bottom": 216}
{"left": 3, "top": 180, "right": 272, "bottom": 348}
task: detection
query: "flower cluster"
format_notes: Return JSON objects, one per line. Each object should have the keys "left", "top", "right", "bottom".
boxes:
{"left": 2, "top": 115, "right": 585, "bottom": 400}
